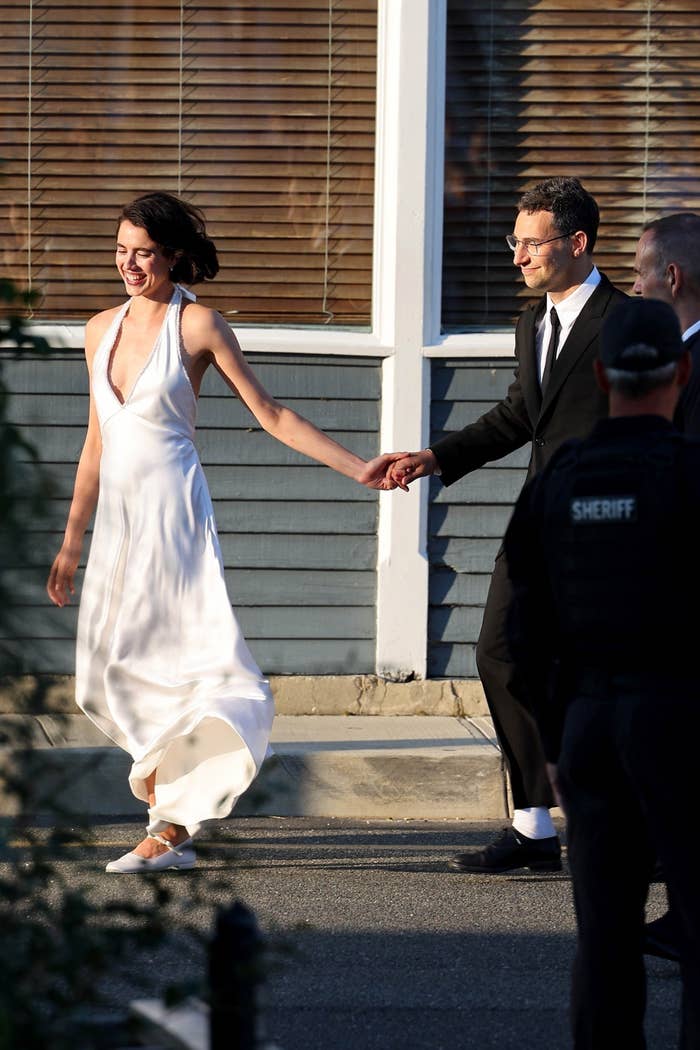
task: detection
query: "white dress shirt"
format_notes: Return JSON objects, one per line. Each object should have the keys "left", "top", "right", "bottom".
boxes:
{"left": 536, "top": 267, "right": 602, "bottom": 384}
{"left": 683, "top": 319, "right": 700, "bottom": 342}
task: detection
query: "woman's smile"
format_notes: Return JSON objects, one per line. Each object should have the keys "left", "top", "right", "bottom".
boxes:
{"left": 116, "top": 220, "right": 172, "bottom": 298}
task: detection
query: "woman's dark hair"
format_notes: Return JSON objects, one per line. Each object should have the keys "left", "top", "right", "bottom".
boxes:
{"left": 117, "top": 192, "right": 219, "bottom": 285}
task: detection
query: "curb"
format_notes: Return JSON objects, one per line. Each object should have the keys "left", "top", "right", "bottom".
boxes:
{"left": 0, "top": 675, "right": 489, "bottom": 717}
{"left": 0, "top": 715, "right": 511, "bottom": 821}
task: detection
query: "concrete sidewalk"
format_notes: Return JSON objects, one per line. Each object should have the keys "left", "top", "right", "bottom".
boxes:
{"left": 0, "top": 713, "right": 511, "bottom": 821}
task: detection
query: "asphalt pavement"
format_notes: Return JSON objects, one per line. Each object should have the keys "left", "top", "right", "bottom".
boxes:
{"left": 7, "top": 816, "right": 682, "bottom": 1050}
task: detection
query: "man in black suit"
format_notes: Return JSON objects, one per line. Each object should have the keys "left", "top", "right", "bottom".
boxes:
{"left": 393, "top": 176, "right": 626, "bottom": 873}
{"left": 633, "top": 211, "right": 700, "bottom": 963}
{"left": 634, "top": 212, "right": 700, "bottom": 433}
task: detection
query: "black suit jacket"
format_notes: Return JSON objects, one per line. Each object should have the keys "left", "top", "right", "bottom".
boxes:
{"left": 431, "top": 273, "right": 627, "bottom": 485}
{"left": 674, "top": 328, "right": 700, "bottom": 435}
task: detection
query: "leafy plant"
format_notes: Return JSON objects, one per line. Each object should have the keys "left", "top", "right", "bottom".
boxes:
{"left": 0, "top": 280, "right": 50, "bottom": 643}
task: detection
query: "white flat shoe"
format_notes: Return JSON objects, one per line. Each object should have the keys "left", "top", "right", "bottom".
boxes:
{"left": 105, "top": 833, "right": 196, "bottom": 874}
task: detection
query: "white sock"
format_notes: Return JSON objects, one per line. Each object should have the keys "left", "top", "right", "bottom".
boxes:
{"left": 512, "top": 807, "right": 556, "bottom": 840}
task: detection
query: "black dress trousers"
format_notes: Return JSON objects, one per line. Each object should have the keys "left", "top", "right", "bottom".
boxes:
{"left": 475, "top": 549, "right": 554, "bottom": 810}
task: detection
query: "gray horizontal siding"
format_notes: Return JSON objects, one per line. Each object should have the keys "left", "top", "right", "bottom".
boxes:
{"left": 8, "top": 394, "right": 378, "bottom": 432}
{"left": 9, "top": 605, "right": 375, "bottom": 641}
{"left": 428, "top": 358, "right": 527, "bottom": 679}
{"left": 6, "top": 568, "right": 375, "bottom": 608}
{"left": 0, "top": 639, "right": 374, "bottom": 676}
{"left": 5, "top": 534, "right": 377, "bottom": 572}
{"left": 28, "top": 463, "right": 377, "bottom": 501}
{"left": 7, "top": 355, "right": 381, "bottom": 398}
{"left": 22, "top": 500, "right": 377, "bottom": 535}
{"left": 19, "top": 426, "right": 379, "bottom": 466}
{"left": 2, "top": 350, "right": 381, "bottom": 676}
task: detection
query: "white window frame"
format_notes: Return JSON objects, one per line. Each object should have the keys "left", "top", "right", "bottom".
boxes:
{"left": 22, "top": 0, "right": 516, "bottom": 680}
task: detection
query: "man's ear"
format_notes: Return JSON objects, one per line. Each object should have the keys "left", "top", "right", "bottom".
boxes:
{"left": 667, "top": 262, "right": 683, "bottom": 298}
{"left": 571, "top": 229, "right": 588, "bottom": 258}
{"left": 593, "top": 358, "right": 610, "bottom": 393}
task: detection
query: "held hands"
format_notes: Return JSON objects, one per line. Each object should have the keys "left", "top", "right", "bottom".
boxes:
{"left": 47, "top": 544, "right": 81, "bottom": 607}
{"left": 388, "top": 449, "right": 438, "bottom": 491}
{"left": 358, "top": 449, "right": 439, "bottom": 491}
{"left": 358, "top": 452, "right": 410, "bottom": 490}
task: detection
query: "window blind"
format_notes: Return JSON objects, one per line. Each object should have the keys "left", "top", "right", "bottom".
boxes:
{"left": 442, "top": 0, "right": 700, "bottom": 330}
{"left": 0, "top": 0, "right": 376, "bottom": 326}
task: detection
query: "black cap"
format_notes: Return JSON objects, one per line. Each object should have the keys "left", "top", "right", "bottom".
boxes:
{"left": 600, "top": 298, "right": 683, "bottom": 372}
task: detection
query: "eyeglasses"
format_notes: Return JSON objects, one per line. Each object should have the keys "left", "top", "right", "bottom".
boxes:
{"left": 505, "top": 232, "right": 573, "bottom": 256}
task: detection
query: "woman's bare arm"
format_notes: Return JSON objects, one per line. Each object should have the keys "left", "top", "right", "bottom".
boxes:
{"left": 183, "top": 305, "right": 403, "bottom": 489}
{"left": 47, "top": 315, "right": 107, "bottom": 606}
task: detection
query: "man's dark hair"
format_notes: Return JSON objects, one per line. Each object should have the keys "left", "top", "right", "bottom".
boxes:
{"left": 642, "top": 212, "right": 700, "bottom": 292}
{"left": 518, "top": 176, "right": 600, "bottom": 253}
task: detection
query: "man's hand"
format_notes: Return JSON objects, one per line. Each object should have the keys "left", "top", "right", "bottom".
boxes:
{"left": 388, "top": 449, "right": 439, "bottom": 491}
{"left": 359, "top": 452, "right": 409, "bottom": 490}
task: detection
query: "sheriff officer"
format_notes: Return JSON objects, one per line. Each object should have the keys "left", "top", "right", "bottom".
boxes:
{"left": 504, "top": 297, "right": 700, "bottom": 1049}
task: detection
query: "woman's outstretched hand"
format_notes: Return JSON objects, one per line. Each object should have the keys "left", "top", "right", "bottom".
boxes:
{"left": 358, "top": 452, "right": 410, "bottom": 490}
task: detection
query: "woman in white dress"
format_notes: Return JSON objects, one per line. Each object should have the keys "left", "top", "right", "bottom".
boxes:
{"left": 46, "top": 192, "right": 400, "bottom": 873}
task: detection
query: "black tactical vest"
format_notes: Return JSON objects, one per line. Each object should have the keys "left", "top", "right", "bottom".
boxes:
{"left": 537, "top": 429, "right": 698, "bottom": 671}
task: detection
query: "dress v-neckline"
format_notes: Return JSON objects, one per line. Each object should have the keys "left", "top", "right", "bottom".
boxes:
{"left": 106, "top": 294, "right": 172, "bottom": 407}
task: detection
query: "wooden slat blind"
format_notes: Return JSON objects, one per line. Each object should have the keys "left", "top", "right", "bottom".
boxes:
{"left": 0, "top": 0, "right": 376, "bottom": 325}
{"left": 442, "top": 0, "right": 700, "bottom": 330}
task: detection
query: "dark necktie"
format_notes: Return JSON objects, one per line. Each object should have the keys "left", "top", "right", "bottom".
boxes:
{"left": 541, "top": 306, "right": 560, "bottom": 394}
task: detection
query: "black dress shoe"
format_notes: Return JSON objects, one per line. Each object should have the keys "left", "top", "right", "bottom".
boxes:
{"left": 643, "top": 912, "right": 680, "bottom": 963}
{"left": 448, "top": 826, "right": 562, "bottom": 874}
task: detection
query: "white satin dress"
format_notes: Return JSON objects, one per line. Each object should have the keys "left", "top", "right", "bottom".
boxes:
{"left": 76, "top": 285, "right": 274, "bottom": 836}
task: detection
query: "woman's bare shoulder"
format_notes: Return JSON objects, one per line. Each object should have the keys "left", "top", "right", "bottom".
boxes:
{"left": 181, "top": 300, "right": 221, "bottom": 329}
{"left": 84, "top": 305, "right": 122, "bottom": 361}
{"left": 86, "top": 304, "right": 122, "bottom": 336}
{"left": 181, "top": 300, "right": 231, "bottom": 347}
